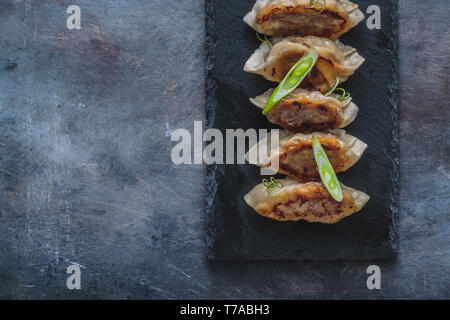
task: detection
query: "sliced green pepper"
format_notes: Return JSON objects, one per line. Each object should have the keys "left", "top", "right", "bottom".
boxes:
{"left": 312, "top": 136, "right": 343, "bottom": 202}
{"left": 263, "top": 49, "right": 318, "bottom": 115}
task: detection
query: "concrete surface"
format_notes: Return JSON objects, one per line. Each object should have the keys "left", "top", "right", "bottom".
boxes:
{"left": 0, "top": 0, "right": 448, "bottom": 299}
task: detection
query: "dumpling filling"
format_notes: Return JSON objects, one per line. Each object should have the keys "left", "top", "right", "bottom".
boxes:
{"left": 250, "top": 88, "right": 358, "bottom": 131}
{"left": 244, "top": 179, "right": 370, "bottom": 223}
{"left": 246, "top": 129, "right": 367, "bottom": 182}
{"left": 244, "top": 0, "right": 365, "bottom": 40}
{"left": 244, "top": 36, "right": 365, "bottom": 93}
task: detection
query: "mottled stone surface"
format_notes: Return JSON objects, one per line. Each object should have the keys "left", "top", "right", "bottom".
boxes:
{"left": 0, "top": 0, "right": 448, "bottom": 299}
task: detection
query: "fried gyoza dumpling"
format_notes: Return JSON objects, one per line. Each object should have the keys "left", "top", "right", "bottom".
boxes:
{"left": 246, "top": 129, "right": 367, "bottom": 182}
{"left": 250, "top": 88, "right": 358, "bottom": 131}
{"left": 244, "top": 178, "right": 370, "bottom": 223}
{"left": 244, "top": 36, "right": 365, "bottom": 92}
{"left": 244, "top": 0, "right": 365, "bottom": 40}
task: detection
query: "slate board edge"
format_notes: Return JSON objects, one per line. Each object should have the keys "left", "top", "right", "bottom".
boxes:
{"left": 387, "top": 0, "right": 400, "bottom": 257}
{"left": 204, "top": 0, "right": 400, "bottom": 261}
{"left": 205, "top": 0, "right": 220, "bottom": 260}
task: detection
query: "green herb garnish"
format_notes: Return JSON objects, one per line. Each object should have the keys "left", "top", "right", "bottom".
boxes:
{"left": 263, "top": 49, "right": 318, "bottom": 115}
{"left": 324, "top": 77, "right": 351, "bottom": 101}
{"left": 263, "top": 177, "right": 285, "bottom": 195}
{"left": 309, "top": 0, "right": 327, "bottom": 14}
{"left": 256, "top": 32, "right": 272, "bottom": 49}
{"left": 334, "top": 88, "right": 351, "bottom": 101}
{"left": 312, "top": 135, "right": 343, "bottom": 202}
{"left": 325, "top": 77, "right": 340, "bottom": 96}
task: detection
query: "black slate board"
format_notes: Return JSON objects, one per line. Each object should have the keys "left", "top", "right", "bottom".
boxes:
{"left": 205, "top": 0, "right": 398, "bottom": 260}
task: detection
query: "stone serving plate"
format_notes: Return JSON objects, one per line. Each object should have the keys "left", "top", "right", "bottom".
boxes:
{"left": 206, "top": 0, "right": 398, "bottom": 260}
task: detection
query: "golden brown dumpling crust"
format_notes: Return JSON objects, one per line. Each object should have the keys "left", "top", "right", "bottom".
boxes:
{"left": 244, "top": 179, "right": 370, "bottom": 224}
{"left": 267, "top": 93, "right": 343, "bottom": 131}
{"left": 263, "top": 43, "right": 355, "bottom": 91}
{"left": 244, "top": 0, "right": 365, "bottom": 40}
{"left": 278, "top": 135, "right": 348, "bottom": 181}
{"left": 254, "top": 183, "right": 363, "bottom": 223}
{"left": 256, "top": 5, "right": 348, "bottom": 39}
{"left": 246, "top": 130, "right": 367, "bottom": 183}
{"left": 250, "top": 88, "right": 359, "bottom": 132}
{"left": 244, "top": 36, "right": 365, "bottom": 93}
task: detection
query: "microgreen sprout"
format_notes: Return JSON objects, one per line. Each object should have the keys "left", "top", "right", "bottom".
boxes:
{"left": 324, "top": 77, "right": 351, "bottom": 101}
{"left": 256, "top": 32, "right": 272, "bottom": 49}
{"left": 263, "top": 177, "right": 285, "bottom": 195}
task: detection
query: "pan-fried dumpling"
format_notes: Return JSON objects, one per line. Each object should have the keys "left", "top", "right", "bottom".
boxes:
{"left": 250, "top": 88, "right": 358, "bottom": 131}
{"left": 244, "top": 36, "right": 365, "bottom": 92}
{"left": 244, "top": 0, "right": 365, "bottom": 40}
{"left": 246, "top": 129, "right": 367, "bottom": 182}
{"left": 244, "top": 178, "right": 370, "bottom": 223}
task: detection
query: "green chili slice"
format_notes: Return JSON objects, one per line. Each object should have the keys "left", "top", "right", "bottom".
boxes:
{"left": 312, "top": 136, "right": 343, "bottom": 202}
{"left": 262, "top": 49, "right": 318, "bottom": 115}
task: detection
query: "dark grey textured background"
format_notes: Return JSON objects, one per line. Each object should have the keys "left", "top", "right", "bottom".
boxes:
{"left": 0, "top": 0, "right": 448, "bottom": 299}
